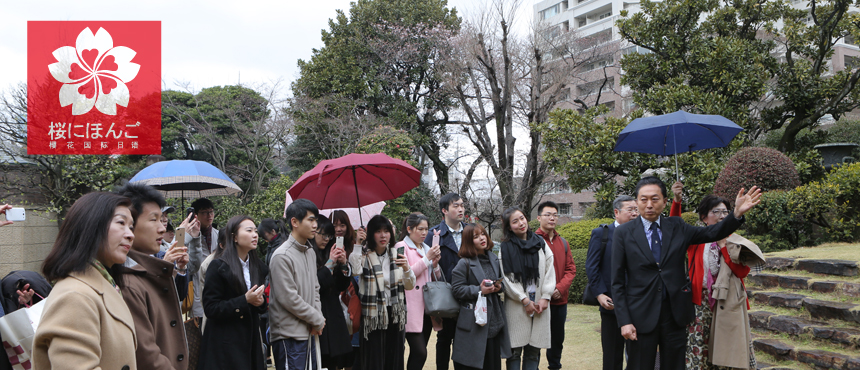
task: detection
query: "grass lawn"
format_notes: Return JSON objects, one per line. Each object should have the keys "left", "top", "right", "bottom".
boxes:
{"left": 415, "top": 303, "right": 604, "bottom": 369}
{"left": 765, "top": 242, "right": 860, "bottom": 260}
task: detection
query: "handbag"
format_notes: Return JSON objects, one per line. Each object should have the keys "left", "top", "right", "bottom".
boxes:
{"left": 181, "top": 280, "right": 194, "bottom": 314}
{"left": 183, "top": 315, "right": 202, "bottom": 370}
{"left": 582, "top": 225, "right": 609, "bottom": 306}
{"left": 423, "top": 267, "right": 459, "bottom": 318}
{"left": 0, "top": 295, "right": 45, "bottom": 370}
{"left": 305, "top": 334, "right": 325, "bottom": 370}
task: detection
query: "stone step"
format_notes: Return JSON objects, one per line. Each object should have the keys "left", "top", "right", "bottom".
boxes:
{"left": 752, "top": 338, "right": 860, "bottom": 369}
{"left": 803, "top": 298, "right": 860, "bottom": 325}
{"left": 754, "top": 291, "right": 808, "bottom": 309}
{"left": 749, "top": 311, "right": 860, "bottom": 347}
{"left": 765, "top": 258, "right": 859, "bottom": 277}
{"left": 747, "top": 273, "right": 860, "bottom": 298}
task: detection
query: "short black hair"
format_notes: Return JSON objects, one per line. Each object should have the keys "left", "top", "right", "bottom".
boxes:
{"left": 191, "top": 198, "right": 214, "bottom": 213}
{"left": 439, "top": 193, "right": 462, "bottom": 213}
{"left": 166, "top": 223, "right": 175, "bottom": 232}
{"left": 365, "top": 215, "right": 395, "bottom": 251}
{"left": 696, "top": 195, "right": 732, "bottom": 222}
{"left": 537, "top": 201, "right": 559, "bottom": 215}
{"left": 285, "top": 199, "right": 319, "bottom": 230}
{"left": 634, "top": 176, "right": 667, "bottom": 199}
{"left": 114, "top": 183, "right": 166, "bottom": 222}
{"left": 316, "top": 214, "right": 335, "bottom": 239}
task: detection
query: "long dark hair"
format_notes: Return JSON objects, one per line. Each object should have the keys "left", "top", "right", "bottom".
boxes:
{"left": 217, "top": 216, "right": 265, "bottom": 294}
{"left": 365, "top": 215, "right": 395, "bottom": 253}
{"left": 313, "top": 215, "right": 336, "bottom": 269}
{"left": 501, "top": 206, "right": 528, "bottom": 242}
{"left": 42, "top": 192, "right": 133, "bottom": 283}
{"left": 331, "top": 210, "right": 356, "bottom": 255}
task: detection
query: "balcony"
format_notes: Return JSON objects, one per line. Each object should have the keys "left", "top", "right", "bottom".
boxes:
{"left": 577, "top": 14, "right": 619, "bottom": 35}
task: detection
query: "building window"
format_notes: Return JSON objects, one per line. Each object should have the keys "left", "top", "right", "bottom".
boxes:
{"left": 578, "top": 19, "right": 587, "bottom": 27}
{"left": 542, "top": 4, "right": 560, "bottom": 20}
{"left": 846, "top": 55, "right": 859, "bottom": 69}
{"left": 558, "top": 203, "right": 573, "bottom": 216}
{"left": 598, "top": 11, "right": 612, "bottom": 20}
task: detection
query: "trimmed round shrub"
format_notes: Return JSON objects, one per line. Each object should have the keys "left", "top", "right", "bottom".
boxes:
{"left": 744, "top": 190, "right": 810, "bottom": 252}
{"left": 556, "top": 218, "right": 615, "bottom": 250}
{"left": 714, "top": 147, "right": 800, "bottom": 201}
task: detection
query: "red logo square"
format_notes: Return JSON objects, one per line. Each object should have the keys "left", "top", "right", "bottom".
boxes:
{"left": 27, "top": 21, "right": 161, "bottom": 155}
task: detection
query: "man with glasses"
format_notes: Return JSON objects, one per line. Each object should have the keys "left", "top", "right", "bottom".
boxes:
{"left": 535, "top": 201, "right": 577, "bottom": 370}
{"left": 186, "top": 198, "right": 217, "bottom": 320}
{"left": 586, "top": 195, "right": 637, "bottom": 370}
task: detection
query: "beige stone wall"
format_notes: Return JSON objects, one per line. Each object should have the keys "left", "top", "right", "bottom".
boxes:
{"left": 0, "top": 209, "right": 58, "bottom": 278}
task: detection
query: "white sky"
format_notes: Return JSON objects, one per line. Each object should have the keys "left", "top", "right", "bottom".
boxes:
{"left": 0, "top": 0, "right": 534, "bottom": 92}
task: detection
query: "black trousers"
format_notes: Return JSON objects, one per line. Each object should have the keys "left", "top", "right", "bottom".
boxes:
{"left": 600, "top": 311, "right": 626, "bottom": 370}
{"left": 405, "top": 315, "right": 433, "bottom": 370}
{"left": 453, "top": 334, "right": 503, "bottom": 370}
{"left": 547, "top": 304, "right": 567, "bottom": 369}
{"left": 436, "top": 317, "right": 456, "bottom": 370}
{"left": 626, "top": 299, "right": 685, "bottom": 370}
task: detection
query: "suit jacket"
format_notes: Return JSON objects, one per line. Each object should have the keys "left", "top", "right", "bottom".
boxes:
{"left": 610, "top": 214, "right": 743, "bottom": 333}
{"left": 33, "top": 265, "right": 137, "bottom": 370}
{"left": 425, "top": 221, "right": 467, "bottom": 283}
{"left": 586, "top": 223, "right": 615, "bottom": 313}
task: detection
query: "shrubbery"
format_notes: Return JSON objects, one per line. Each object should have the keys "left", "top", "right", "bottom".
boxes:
{"left": 714, "top": 147, "right": 800, "bottom": 201}
{"left": 568, "top": 248, "right": 589, "bottom": 303}
{"left": 680, "top": 211, "right": 700, "bottom": 226}
{"left": 744, "top": 162, "right": 860, "bottom": 251}
{"left": 556, "top": 218, "right": 615, "bottom": 250}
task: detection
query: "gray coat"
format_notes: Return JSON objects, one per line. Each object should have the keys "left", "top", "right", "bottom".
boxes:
{"left": 450, "top": 254, "right": 512, "bottom": 368}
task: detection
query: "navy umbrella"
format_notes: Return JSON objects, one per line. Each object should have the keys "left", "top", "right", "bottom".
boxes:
{"left": 130, "top": 160, "right": 242, "bottom": 209}
{"left": 614, "top": 110, "right": 744, "bottom": 179}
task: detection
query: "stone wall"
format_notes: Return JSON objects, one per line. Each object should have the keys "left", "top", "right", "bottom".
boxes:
{"left": 0, "top": 209, "right": 58, "bottom": 277}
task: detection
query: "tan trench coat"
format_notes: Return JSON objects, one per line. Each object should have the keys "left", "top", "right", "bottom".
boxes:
{"left": 709, "top": 234, "right": 763, "bottom": 369}
{"left": 33, "top": 265, "right": 138, "bottom": 370}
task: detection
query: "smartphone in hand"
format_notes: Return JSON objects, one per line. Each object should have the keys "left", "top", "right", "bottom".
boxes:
{"left": 5, "top": 208, "right": 25, "bottom": 222}
{"left": 432, "top": 234, "right": 440, "bottom": 247}
{"left": 175, "top": 227, "right": 186, "bottom": 247}
{"left": 336, "top": 236, "right": 344, "bottom": 249}
{"left": 396, "top": 246, "right": 405, "bottom": 256}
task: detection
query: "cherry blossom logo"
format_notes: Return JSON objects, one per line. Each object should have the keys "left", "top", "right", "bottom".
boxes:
{"left": 48, "top": 27, "right": 140, "bottom": 115}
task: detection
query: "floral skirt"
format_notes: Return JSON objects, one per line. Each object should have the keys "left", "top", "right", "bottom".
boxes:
{"left": 685, "top": 290, "right": 756, "bottom": 370}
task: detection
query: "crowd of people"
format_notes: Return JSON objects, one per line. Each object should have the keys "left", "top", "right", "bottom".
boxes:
{"left": 0, "top": 174, "right": 763, "bottom": 370}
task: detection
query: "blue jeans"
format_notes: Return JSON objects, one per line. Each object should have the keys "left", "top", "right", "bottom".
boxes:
{"left": 272, "top": 338, "right": 317, "bottom": 370}
{"left": 507, "top": 345, "right": 541, "bottom": 370}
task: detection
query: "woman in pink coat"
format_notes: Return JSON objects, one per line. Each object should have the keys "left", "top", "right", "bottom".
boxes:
{"left": 395, "top": 213, "right": 442, "bottom": 370}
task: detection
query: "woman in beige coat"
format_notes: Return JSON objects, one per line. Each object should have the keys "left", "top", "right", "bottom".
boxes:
{"left": 498, "top": 207, "right": 556, "bottom": 370}
{"left": 34, "top": 192, "right": 138, "bottom": 370}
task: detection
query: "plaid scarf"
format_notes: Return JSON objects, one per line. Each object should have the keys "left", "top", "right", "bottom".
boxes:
{"left": 358, "top": 247, "right": 406, "bottom": 339}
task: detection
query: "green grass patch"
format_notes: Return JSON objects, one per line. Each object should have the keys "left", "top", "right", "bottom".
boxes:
{"left": 765, "top": 242, "right": 860, "bottom": 261}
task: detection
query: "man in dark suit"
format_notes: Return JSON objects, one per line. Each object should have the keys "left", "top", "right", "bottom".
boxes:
{"left": 611, "top": 177, "right": 761, "bottom": 370}
{"left": 425, "top": 193, "right": 467, "bottom": 370}
{"left": 586, "top": 195, "right": 638, "bottom": 370}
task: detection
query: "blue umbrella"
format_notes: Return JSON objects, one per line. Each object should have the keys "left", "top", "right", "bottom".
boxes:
{"left": 614, "top": 110, "right": 744, "bottom": 179}
{"left": 130, "top": 160, "right": 242, "bottom": 207}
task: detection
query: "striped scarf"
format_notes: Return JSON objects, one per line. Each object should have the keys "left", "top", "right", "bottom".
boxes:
{"left": 358, "top": 247, "right": 406, "bottom": 339}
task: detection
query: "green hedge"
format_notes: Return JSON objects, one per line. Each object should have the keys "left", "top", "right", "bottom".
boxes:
{"left": 568, "top": 248, "right": 589, "bottom": 303}
{"left": 681, "top": 211, "right": 700, "bottom": 226}
{"left": 557, "top": 218, "right": 615, "bottom": 250}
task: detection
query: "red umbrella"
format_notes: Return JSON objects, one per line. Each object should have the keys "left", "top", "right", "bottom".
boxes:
{"left": 288, "top": 153, "right": 421, "bottom": 225}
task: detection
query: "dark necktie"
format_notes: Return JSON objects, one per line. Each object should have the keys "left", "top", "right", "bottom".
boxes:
{"left": 650, "top": 222, "right": 662, "bottom": 263}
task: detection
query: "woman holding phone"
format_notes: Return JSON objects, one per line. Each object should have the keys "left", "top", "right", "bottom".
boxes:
{"left": 395, "top": 213, "right": 442, "bottom": 370}
{"left": 312, "top": 215, "right": 354, "bottom": 369}
{"left": 355, "top": 215, "right": 415, "bottom": 370}
{"left": 498, "top": 207, "right": 556, "bottom": 370}
{"left": 198, "top": 215, "right": 268, "bottom": 370}
{"left": 34, "top": 192, "right": 137, "bottom": 370}
{"left": 451, "top": 223, "right": 511, "bottom": 370}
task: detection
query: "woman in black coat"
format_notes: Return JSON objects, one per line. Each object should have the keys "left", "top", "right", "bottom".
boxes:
{"left": 199, "top": 215, "right": 269, "bottom": 370}
{"left": 451, "top": 223, "right": 512, "bottom": 370}
{"left": 312, "top": 215, "right": 354, "bottom": 369}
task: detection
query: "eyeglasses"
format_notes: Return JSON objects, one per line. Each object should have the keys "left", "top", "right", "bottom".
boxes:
{"left": 319, "top": 234, "right": 333, "bottom": 241}
{"left": 711, "top": 209, "right": 730, "bottom": 216}
{"left": 540, "top": 213, "right": 558, "bottom": 219}
{"left": 622, "top": 207, "right": 639, "bottom": 214}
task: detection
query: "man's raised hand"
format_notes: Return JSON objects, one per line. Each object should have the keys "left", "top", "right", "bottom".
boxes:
{"left": 734, "top": 186, "right": 762, "bottom": 218}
